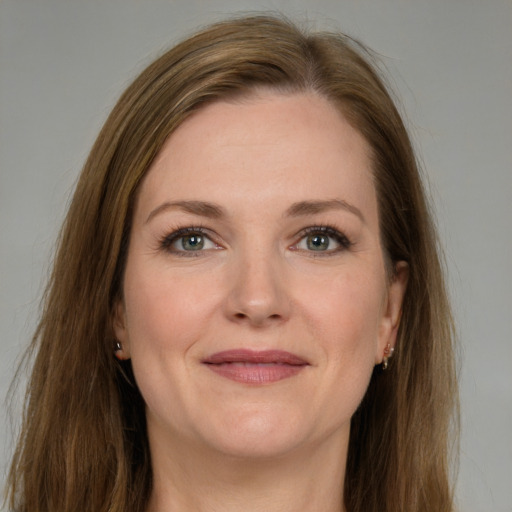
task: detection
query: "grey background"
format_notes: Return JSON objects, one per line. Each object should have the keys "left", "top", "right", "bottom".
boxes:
{"left": 1, "top": 1, "right": 511, "bottom": 511}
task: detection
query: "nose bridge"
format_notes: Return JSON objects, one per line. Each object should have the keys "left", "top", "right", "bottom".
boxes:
{"left": 226, "top": 237, "right": 289, "bottom": 325}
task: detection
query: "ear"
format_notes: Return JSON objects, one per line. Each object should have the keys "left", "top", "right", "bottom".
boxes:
{"left": 112, "top": 298, "right": 131, "bottom": 360}
{"left": 376, "top": 261, "right": 409, "bottom": 364}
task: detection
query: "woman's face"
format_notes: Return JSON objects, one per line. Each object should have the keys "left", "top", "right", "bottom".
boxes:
{"left": 114, "top": 92, "right": 407, "bottom": 459}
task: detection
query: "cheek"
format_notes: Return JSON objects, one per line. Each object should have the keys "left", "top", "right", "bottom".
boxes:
{"left": 288, "top": 266, "right": 385, "bottom": 433}
{"left": 319, "top": 265, "right": 384, "bottom": 323}
{"left": 300, "top": 265, "right": 385, "bottom": 359}
{"left": 121, "top": 263, "right": 221, "bottom": 420}
{"left": 122, "top": 261, "right": 219, "bottom": 357}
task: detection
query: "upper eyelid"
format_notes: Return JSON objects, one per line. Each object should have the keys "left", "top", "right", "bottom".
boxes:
{"left": 160, "top": 226, "right": 215, "bottom": 246}
{"left": 291, "top": 225, "right": 353, "bottom": 250}
{"left": 157, "top": 227, "right": 222, "bottom": 256}
{"left": 295, "top": 225, "right": 351, "bottom": 241}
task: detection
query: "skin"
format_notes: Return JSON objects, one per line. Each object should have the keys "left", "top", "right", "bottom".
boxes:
{"left": 114, "top": 91, "right": 408, "bottom": 512}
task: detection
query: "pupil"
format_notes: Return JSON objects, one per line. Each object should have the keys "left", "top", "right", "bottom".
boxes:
{"left": 182, "top": 235, "right": 204, "bottom": 250}
{"left": 308, "top": 234, "right": 329, "bottom": 251}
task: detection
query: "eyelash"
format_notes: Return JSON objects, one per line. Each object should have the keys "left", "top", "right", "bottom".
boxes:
{"left": 159, "top": 226, "right": 216, "bottom": 256}
{"left": 158, "top": 225, "right": 353, "bottom": 256}
{"left": 293, "top": 225, "right": 353, "bottom": 255}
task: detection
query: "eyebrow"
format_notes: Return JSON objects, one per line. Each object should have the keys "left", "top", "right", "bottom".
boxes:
{"left": 285, "top": 199, "right": 365, "bottom": 222}
{"left": 145, "top": 200, "right": 225, "bottom": 224}
{"left": 145, "top": 198, "right": 365, "bottom": 224}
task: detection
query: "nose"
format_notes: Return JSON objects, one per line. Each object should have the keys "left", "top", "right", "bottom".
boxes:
{"left": 224, "top": 246, "right": 291, "bottom": 327}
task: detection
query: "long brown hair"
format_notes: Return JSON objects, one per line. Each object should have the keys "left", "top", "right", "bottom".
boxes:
{"left": 6, "top": 15, "right": 458, "bottom": 512}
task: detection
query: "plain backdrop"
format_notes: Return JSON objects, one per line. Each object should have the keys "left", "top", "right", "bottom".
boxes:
{"left": 1, "top": 1, "right": 511, "bottom": 511}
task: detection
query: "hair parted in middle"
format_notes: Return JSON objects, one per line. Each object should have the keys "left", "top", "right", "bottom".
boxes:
{"left": 8, "top": 14, "right": 457, "bottom": 512}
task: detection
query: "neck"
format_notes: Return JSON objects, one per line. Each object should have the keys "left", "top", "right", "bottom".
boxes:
{"left": 146, "top": 428, "right": 348, "bottom": 512}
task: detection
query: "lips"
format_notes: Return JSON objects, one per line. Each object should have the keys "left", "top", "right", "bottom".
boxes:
{"left": 202, "top": 349, "right": 309, "bottom": 384}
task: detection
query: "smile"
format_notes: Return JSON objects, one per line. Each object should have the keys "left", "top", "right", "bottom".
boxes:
{"left": 202, "top": 349, "right": 310, "bottom": 384}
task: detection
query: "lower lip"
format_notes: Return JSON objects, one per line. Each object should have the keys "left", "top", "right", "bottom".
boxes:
{"left": 204, "top": 362, "right": 306, "bottom": 384}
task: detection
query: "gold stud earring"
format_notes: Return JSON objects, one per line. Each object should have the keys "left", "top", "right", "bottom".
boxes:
{"left": 382, "top": 343, "right": 395, "bottom": 370}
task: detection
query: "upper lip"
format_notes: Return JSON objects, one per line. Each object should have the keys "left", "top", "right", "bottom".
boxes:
{"left": 202, "top": 349, "right": 309, "bottom": 366}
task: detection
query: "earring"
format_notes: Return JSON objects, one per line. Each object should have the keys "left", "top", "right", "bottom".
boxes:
{"left": 382, "top": 343, "right": 395, "bottom": 370}
{"left": 114, "top": 340, "right": 123, "bottom": 359}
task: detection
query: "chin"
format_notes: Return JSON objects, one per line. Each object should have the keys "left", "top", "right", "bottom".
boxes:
{"left": 192, "top": 405, "right": 333, "bottom": 460}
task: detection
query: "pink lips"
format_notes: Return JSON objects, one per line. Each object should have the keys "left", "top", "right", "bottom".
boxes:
{"left": 202, "top": 349, "right": 309, "bottom": 384}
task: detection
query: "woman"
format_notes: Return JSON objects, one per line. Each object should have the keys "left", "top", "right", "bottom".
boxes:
{"left": 6, "top": 15, "right": 458, "bottom": 512}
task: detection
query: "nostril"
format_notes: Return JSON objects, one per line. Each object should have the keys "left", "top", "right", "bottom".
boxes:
{"left": 231, "top": 311, "right": 282, "bottom": 323}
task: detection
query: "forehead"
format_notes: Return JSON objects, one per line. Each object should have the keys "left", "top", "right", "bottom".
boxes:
{"left": 136, "top": 92, "right": 378, "bottom": 224}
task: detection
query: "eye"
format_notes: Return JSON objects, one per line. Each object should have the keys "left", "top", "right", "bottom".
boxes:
{"left": 160, "top": 227, "right": 219, "bottom": 254}
{"left": 293, "top": 226, "right": 352, "bottom": 254}
{"left": 176, "top": 233, "right": 209, "bottom": 251}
